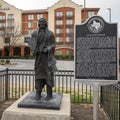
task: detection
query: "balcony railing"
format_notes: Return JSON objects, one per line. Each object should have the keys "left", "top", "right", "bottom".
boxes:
{"left": 55, "top": 24, "right": 63, "bottom": 28}
{"left": 66, "top": 15, "right": 74, "bottom": 19}
{"left": 0, "top": 26, "right": 6, "bottom": 30}
{"left": 65, "top": 41, "right": 74, "bottom": 45}
{"left": 56, "top": 33, "right": 63, "bottom": 36}
{"left": 66, "top": 32, "right": 74, "bottom": 36}
{"left": 0, "top": 19, "right": 6, "bottom": 22}
{"left": 66, "top": 24, "right": 73, "bottom": 27}
{"left": 56, "top": 42, "right": 63, "bottom": 45}
{"left": 7, "top": 25, "right": 14, "bottom": 28}
{"left": 7, "top": 18, "right": 14, "bottom": 21}
{"left": 56, "top": 16, "right": 63, "bottom": 19}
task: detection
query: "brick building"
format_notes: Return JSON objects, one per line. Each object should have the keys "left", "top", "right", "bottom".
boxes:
{"left": 0, "top": 0, "right": 99, "bottom": 57}
{"left": 0, "top": 0, "right": 23, "bottom": 57}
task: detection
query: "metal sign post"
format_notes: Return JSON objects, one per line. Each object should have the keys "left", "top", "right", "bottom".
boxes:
{"left": 93, "top": 83, "right": 99, "bottom": 120}
{"left": 74, "top": 15, "right": 118, "bottom": 120}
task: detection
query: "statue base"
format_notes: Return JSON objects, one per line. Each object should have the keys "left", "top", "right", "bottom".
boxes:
{"left": 18, "top": 92, "right": 62, "bottom": 110}
{"left": 1, "top": 92, "right": 71, "bottom": 120}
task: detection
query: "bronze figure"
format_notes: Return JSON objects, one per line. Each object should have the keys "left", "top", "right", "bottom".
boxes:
{"left": 28, "top": 18, "right": 57, "bottom": 101}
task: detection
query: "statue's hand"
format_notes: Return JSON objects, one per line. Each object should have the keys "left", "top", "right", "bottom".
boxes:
{"left": 43, "top": 48, "right": 48, "bottom": 53}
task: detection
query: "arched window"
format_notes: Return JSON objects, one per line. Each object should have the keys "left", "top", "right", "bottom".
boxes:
{"left": 24, "top": 47, "right": 30, "bottom": 55}
{"left": 4, "top": 46, "right": 9, "bottom": 56}
{"left": 13, "top": 47, "right": 21, "bottom": 56}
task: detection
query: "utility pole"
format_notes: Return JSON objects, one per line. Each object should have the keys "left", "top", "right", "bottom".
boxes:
{"left": 84, "top": 0, "right": 86, "bottom": 22}
{"left": 107, "top": 8, "right": 111, "bottom": 22}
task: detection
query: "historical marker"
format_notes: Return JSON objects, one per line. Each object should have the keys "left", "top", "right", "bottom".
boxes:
{"left": 75, "top": 16, "right": 118, "bottom": 81}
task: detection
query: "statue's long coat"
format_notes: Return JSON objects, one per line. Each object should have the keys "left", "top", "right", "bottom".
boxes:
{"left": 28, "top": 28, "right": 57, "bottom": 87}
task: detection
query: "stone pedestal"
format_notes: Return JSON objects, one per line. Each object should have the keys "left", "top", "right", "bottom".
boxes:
{"left": 18, "top": 92, "right": 63, "bottom": 110}
{"left": 1, "top": 92, "right": 71, "bottom": 120}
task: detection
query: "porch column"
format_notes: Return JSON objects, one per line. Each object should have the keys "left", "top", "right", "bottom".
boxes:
{"left": 21, "top": 46, "right": 24, "bottom": 56}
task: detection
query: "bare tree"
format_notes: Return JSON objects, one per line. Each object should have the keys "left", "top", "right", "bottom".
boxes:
{"left": 4, "top": 25, "right": 23, "bottom": 57}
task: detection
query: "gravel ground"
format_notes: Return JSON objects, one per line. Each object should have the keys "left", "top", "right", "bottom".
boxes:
{"left": 0, "top": 100, "right": 108, "bottom": 120}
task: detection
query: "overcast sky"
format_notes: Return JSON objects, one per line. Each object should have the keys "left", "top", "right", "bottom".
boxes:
{"left": 3, "top": 0, "right": 120, "bottom": 36}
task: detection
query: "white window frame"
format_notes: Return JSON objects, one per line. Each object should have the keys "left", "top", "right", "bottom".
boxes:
{"left": 56, "top": 20, "right": 63, "bottom": 25}
{"left": 37, "top": 14, "right": 43, "bottom": 20}
{"left": 0, "top": 23, "right": 5, "bottom": 27}
{"left": 28, "top": 22, "right": 34, "bottom": 28}
{"left": 66, "top": 20, "right": 73, "bottom": 25}
{"left": 56, "top": 29, "right": 62, "bottom": 34}
{"left": 0, "top": 15, "right": 5, "bottom": 20}
{"left": 28, "top": 15, "right": 34, "bottom": 20}
{"left": 66, "top": 50, "right": 71, "bottom": 56}
{"left": 8, "top": 21, "right": 14, "bottom": 27}
{"left": 56, "top": 50, "right": 62, "bottom": 55}
{"left": 0, "top": 31, "right": 5, "bottom": 35}
{"left": 66, "top": 28, "right": 73, "bottom": 34}
{"left": 88, "top": 11, "right": 95, "bottom": 18}
{"left": 66, "top": 11, "right": 73, "bottom": 17}
{"left": 8, "top": 14, "right": 14, "bottom": 19}
{"left": 66, "top": 37, "right": 72, "bottom": 43}
{"left": 56, "top": 37, "right": 62, "bottom": 43}
{"left": 56, "top": 12, "right": 63, "bottom": 17}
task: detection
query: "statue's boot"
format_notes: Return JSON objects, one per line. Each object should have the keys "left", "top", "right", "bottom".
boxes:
{"left": 45, "top": 86, "right": 52, "bottom": 101}
{"left": 35, "top": 90, "right": 41, "bottom": 100}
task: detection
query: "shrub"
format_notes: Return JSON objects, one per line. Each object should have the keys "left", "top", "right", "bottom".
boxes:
{"left": 0, "top": 59, "right": 5, "bottom": 63}
{"left": 6, "top": 59, "right": 10, "bottom": 64}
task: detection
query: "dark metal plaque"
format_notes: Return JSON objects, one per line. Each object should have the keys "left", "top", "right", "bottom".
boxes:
{"left": 75, "top": 16, "right": 118, "bottom": 81}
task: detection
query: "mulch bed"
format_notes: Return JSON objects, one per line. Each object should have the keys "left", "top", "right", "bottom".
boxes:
{"left": 0, "top": 101, "right": 108, "bottom": 120}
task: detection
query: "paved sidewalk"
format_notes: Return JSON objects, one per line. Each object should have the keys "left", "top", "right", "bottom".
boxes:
{"left": 0, "top": 59, "right": 74, "bottom": 70}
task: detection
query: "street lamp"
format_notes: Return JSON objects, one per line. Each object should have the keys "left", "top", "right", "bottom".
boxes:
{"left": 107, "top": 8, "right": 111, "bottom": 22}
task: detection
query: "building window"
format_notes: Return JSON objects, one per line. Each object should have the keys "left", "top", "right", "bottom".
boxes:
{"left": 8, "top": 22, "right": 14, "bottom": 27}
{"left": 56, "top": 20, "right": 63, "bottom": 25}
{"left": 66, "top": 50, "right": 71, "bottom": 56}
{"left": 28, "top": 30, "right": 34, "bottom": 35}
{"left": 28, "top": 22, "right": 34, "bottom": 28}
{"left": 13, "top": 47, "right": 21, "bottom": 56}
{"left": 24, "top": 47, "right": 30, "bottom": 55}
{"left": 0, "top": 15, "right": 5, "bottom": 20}
{"left": 56, "top": 50, "right": 62, "bottom": 55}
{"left": 88, "top": 11, "right": 95, "bottom": 18}
{"left": 66, "top": 37, "right": 72, "bottom": 43}
{"left": 66, "top": 28, "right": 73, "bottom": 34}
{"left": 8, "top": 14, "right": 14, "bottom": 19}
{"left": 66, "top": 11, "right": 73, "bottom": 17}
{"left": 56, "top": 29, "right": 62, "bottom": 34}
{"left": 37, "top": 14, "right": 43, "bottom": 20}
{"left": 7, "top": 29, "right": 14, "bottom": 35}
{"left": 0, "top": 23, "right": 5, "bottom": 27}
{"left": 66, "top": 20, "right": 73, "bottom": 25}
{"left": 28, "top": 15, "right": 34, "bottom": 20}
{"left": 56, "top": 37, "right": 62, "bottom": 43}
{"left": 56, "top": 12, "right": 63, "bottom": 17}
{"left": 0, "top": 31, "right": 5, "bottom": 35}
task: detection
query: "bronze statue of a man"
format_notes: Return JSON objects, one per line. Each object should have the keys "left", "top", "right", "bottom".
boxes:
{"left": 28, "top": 18, "right": 57, "bottom": 100}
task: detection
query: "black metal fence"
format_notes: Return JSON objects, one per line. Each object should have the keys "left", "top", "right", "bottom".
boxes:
{"left": 101, "top": 83, "right": 120, "bottom": 120}
{"left": 0, "top": 68, "right": 93, "bottom": 103}
{"left": 1, "top": 68, "right": 120, "bottom": 119}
